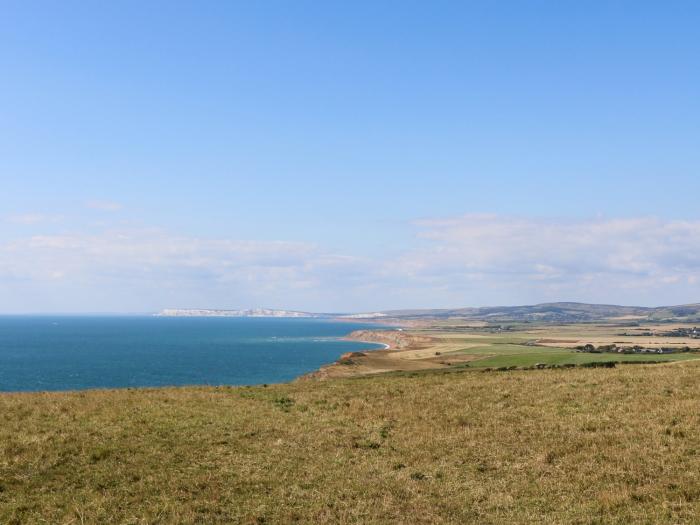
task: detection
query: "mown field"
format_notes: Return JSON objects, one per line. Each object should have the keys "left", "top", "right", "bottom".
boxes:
{"left": 2, "top": 361, "right": 700, "bottom": 523}
{"left": 463, "top": 350, "right": 699, "bottom": 369}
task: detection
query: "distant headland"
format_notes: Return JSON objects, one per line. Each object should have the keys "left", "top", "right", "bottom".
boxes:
{"left": 156, "top": 308, "right": 389, "bottom": 319}
{"left": 156, "top": 302, "right": 700, "bottom": 323}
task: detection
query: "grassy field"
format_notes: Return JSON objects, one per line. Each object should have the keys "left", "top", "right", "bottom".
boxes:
{"left": 465, "top": 350, "right": 700, "bottom": 368}
{"left": 2, "top": 361, "right": 700, "bottom": 523}
{"left": 393, "top": 323, "right": 700, "bottom": 372}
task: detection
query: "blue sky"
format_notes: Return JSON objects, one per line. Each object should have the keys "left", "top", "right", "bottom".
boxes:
{"left": 2, "top": 1, "right": 700, "bottom": 313}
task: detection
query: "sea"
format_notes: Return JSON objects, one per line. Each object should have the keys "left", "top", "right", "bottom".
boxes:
{"left": 0, "top": 316, "right": 387, "bottom": 392}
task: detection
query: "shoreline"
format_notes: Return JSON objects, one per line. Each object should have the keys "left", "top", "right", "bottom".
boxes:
{"left": 298, "top": 328, "right": 447, "bottom": 381}
{"left": 344, "top": 340, "right": 391, "bottom": 350}
{"left": 5, "top": 321, "right": 700, "bottom": 393}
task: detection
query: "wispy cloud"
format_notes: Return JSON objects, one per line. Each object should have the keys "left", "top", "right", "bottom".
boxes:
{"left": 85, "top": 200, "right": 123, "bottom": 212}
{"left": 1, "top": 215, "right": 700, "bottom": 312}
{"left": 0, "top": 228, "right": 372, "bottom": 311}
{"left": 5, "top": 213, "right": 62, "bottom": 225}
{"left": 393, "top": 215, "right": 700, "bottom": 305}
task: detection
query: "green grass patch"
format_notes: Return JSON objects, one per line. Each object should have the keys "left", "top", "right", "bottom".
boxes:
{"left": 448, "top": 343, "right": 570, "bottom": 356}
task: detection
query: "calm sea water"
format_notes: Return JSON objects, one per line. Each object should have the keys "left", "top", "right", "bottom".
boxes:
{"left": 0, "top": 316, "right": 386, "bottom": 392}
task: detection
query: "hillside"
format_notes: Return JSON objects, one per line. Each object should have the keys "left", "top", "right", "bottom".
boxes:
{"left": 2, "top": 362, "right": 700, "bottom": 523}
{"left": 382, "top": 302, "right": 700, "bottom": 322}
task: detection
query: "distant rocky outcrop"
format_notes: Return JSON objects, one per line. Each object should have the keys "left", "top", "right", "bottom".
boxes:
{"left": 344, "top": 329, "right": 434, "bottom": 349}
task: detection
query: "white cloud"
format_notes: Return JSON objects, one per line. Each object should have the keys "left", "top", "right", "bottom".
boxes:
{"left": 0, "top": 228, "right": 373, "bottom": 312}
{"left": 394, "top": 215, "right": 700, "bottom": 305}
{"left": 1, "top": 215, "right": 700, "bottom": 312}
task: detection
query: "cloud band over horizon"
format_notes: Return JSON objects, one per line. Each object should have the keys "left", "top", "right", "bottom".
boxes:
{"left": 1, "top": 214, "right": 699, "bottom": 313}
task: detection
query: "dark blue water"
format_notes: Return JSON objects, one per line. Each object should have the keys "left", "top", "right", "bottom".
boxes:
{"left": 0, "top": 316, "right": 386, "bottom": 392}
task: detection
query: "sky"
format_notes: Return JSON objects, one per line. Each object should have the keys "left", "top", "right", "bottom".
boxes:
{"left": 1, "top": 1, "right": 700, "bottom": 313}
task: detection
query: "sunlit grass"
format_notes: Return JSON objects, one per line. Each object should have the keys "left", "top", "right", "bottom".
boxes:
{"left": 470, "top": 350, "right": 700, "bottom": 368}
{"left": 2, "top": 362, "right": 700, "bottom": 523}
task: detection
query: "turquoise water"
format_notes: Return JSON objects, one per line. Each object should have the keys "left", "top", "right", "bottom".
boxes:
{"left": 0, "top": 316, "right": 386, "bottom": 392}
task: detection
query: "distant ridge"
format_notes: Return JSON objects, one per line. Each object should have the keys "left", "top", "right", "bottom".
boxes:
{"left": 379, "top": 302, "right": 700, "bottom": 322}
{"left": 157, "top": 303, "right": 700, "bottom": 323}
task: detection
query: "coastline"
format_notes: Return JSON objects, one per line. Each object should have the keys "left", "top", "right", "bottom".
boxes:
{"left": 298, "top": 328, "right": 448, "bottom": 381}
{"left": 345, "top": 340, "right": 391, "bottom": 350}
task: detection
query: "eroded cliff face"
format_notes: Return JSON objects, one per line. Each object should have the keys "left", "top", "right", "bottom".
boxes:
{"left": 297, "top": 329, "right": 441, "bottom": 381}
{"left": 344, "top": 329, "right": 434, "bottom": 349}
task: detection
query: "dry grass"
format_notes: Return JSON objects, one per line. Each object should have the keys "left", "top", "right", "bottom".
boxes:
{"left": 2, "top": 362, "right": 700, "bottom": 523}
